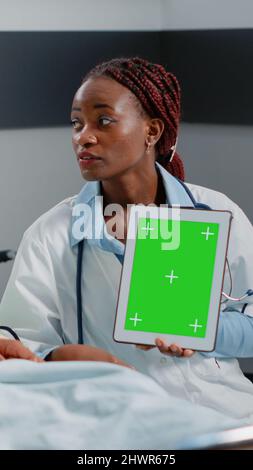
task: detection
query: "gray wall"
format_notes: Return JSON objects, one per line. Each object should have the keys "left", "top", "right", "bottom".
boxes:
{"left": 0, "top": 127, "right": 83, "bottom": 297}
{"left": 0, "top": 0, "right": 161, "bottom": 31}
{"left": 179, "top": 123, "right": 253, "bottom": 224}
{"left": 161, "top": 0, "right": 253, "bottom": 30}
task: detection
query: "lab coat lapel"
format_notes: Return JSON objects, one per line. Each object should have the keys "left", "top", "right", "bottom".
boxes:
{"left": 155, "top": 162, "right": 195, "bottom": 208}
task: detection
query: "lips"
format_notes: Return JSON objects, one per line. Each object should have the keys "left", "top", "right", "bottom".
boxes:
{"left": 78, "top": 151, "right": 102, "bottom": 161}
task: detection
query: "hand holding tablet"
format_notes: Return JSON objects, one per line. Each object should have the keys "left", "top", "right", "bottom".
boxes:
{"left": 136, "top": 339, "right": 195, "bottom": 357}
{"left": 114, "top": 206, "right": 232, "bottom": 352}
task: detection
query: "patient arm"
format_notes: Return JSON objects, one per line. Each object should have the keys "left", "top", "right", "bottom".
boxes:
{"left": 48, "top": 344, "right": 135, "bottom": 370}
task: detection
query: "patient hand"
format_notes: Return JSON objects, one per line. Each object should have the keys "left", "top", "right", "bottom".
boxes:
{"left": 48, "top": 344, "right": 135, "bottom": 369}
{"left": 136, "top": 338, "right": 195, "bottom": 358}
{"left": 0, "top": 339, "right": 44, "bottom": 362}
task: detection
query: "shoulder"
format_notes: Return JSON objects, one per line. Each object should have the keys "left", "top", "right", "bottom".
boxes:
{"left": 184, "top": 181, "right": 237, "bottom": 212}
{"left": 184, "top": 180, "right": 253, "bottom": 242}
{"left": 22, "top": 195, "right": 77, "bottom": 248}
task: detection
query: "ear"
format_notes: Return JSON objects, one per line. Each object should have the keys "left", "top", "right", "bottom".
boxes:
{"left": 146, "top": 118, "right": 164, "bottom": 146}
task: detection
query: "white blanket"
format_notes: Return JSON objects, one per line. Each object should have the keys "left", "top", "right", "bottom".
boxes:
{"left": 0, "top": 360, "right": 248, "bottom": 450}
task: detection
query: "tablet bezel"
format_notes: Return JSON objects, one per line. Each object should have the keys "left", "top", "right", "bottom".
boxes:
{"left": 113, "top": 206, "right": 233, "bottom": 352}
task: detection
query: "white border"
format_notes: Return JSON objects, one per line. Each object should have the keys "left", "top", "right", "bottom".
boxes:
{"left": 114, "top": 206, "right": 233, "bottom": 351}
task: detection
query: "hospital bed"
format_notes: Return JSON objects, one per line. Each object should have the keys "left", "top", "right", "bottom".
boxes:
{"left": 1, "top": 359, "right": 253, "bottom": 450}
{"left": 0, "top": 250, "right": 16, "bottom": 263}
{"left": 184, "top": 375, "right": 253, "bottom": 449}
{"left": 182, "top": 425, "right": 253, "bottom": 449}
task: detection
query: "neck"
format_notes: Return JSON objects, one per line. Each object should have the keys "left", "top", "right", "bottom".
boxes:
{"left": 101, "top": 161, "right": 166, "bottom": 209}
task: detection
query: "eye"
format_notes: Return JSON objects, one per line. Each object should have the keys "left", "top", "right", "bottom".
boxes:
{"left": 70, "top": 119, "right": 82, "bottom": 130}
{"left": 98, "top": 116, "right": 113, "bottom": 127}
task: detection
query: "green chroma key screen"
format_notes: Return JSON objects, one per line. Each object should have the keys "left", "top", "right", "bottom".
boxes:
{"left": 124, "top": 217, "right": 219, "bottom": 338}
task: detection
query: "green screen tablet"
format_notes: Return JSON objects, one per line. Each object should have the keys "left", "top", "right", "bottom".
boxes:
{"left": 113, "top": 206, "right": 232, "bottom": 351}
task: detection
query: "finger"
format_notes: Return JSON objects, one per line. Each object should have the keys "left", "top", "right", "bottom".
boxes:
{"left": 156, "top": 339, "right": 183, "bottom": 357}
{"left": 111, "top": 356, "right": 136, "bottom": 370}
{"left": 11, "top": 344, "right": 37, "bottom": 361}
{"left": 32, "top": 356, "right": 44, "bottom": 363}
{"left": 0, "top": 354, "right": 6, "bottom": 361}
{"left": 121, "top": 363, "right": 136, "bottom": 370}
{"left": 183, "top": 349, "right": 195, "bottom": 357}
{"left": 2, "top": 340, "right": 42, "bottom": 361}
{"left": 170, "top": 344, "right": 183, "bottom": 356}
{"left": 155, "top": 339, "right": 172, "bottom": 354}
{"left": 155, "top": 338, "right": 166, "bottom": 350}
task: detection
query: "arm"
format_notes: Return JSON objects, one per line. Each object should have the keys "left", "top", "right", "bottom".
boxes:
{"left": 201, "top": 310, "right": 253, "bottom": 358}
{"left": 46, "top": 344, "right": 135, "bottom": 369}
{"left": 0, "top": 230, "right": 134, "bottom": 369}
{"left": 0, "top": 232, "right": 64, "bottom": 358}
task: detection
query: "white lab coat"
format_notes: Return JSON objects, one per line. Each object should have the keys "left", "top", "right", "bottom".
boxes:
{"left": 1, "top": 180, "right": 253, "bottom": 421}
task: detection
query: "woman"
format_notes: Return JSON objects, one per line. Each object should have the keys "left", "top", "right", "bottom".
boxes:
{"left": 1, "top": 57, "right": 253, "bottom": 419}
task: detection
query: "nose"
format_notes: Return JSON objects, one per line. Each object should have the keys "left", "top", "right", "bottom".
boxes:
{"left": 73, "top": 127, "right": 98, "bottom": 147}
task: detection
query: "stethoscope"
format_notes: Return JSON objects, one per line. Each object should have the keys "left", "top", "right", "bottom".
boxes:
{"left": 0, "top": 325, "right": 20, "bottom": 340}
{"left": 1, "top": 178, "right": 252, "bottom": 345}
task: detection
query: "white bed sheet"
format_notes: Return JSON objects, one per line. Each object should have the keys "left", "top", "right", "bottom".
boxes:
{"left": 0, "top": 360, "right": 247, "bottom": 450}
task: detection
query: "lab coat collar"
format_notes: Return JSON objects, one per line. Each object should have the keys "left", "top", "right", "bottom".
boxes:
{"left": 75, "top": 179, "right": 101, "bottom": 206}
{"left": 155, "top": 162, "right": 193, "bottom": 207}
{"left": 70, "top": 161, "right": 194, "bottom": 247}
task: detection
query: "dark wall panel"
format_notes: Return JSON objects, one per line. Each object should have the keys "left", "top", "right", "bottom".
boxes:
{"left": 161, "top": 29, "right": 253, "bottom": 125}
{"left": 0, "top": 29, "right": 252, "bottom": 128}
{"left": 0, "top": 31, "right": 162, "bottom": 129}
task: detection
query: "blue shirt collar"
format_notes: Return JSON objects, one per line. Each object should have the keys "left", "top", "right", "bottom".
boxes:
{"left": 70, "top": 161, "right": 194, "bottom": 247}
{"left": 75, "top": 179, "right": 101, "bottom": 206}
{"left": 155, "top": 162, "right": 193, "bottom": 207}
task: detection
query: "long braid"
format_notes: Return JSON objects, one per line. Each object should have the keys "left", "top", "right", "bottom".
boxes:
{"left": 83, "top": 57, "right": 185, "bottom": 181}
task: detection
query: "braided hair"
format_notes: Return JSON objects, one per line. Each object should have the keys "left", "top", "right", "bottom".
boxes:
{"left": 82, "top": 57, "right": 185, "bottom": 181}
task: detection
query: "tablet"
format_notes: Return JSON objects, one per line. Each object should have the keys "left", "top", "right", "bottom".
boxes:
{"left": 113, "top": 206, "right": 233, "bottom": 352}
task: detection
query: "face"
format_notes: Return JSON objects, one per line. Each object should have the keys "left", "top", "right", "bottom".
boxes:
{"left": 71, "top": 76, "right": 153, "bottom": 181}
